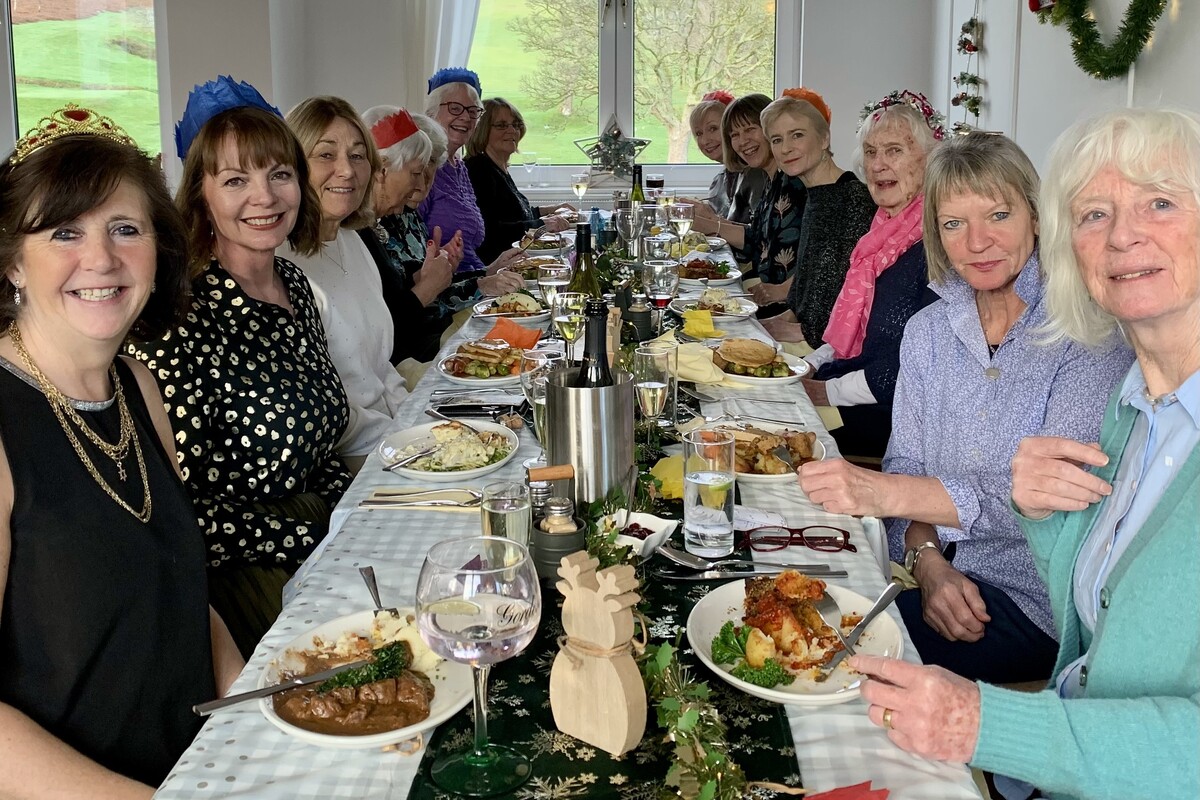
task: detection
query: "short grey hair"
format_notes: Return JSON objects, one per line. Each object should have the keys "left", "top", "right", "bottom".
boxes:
{"left": 760, "top": 96, "right": 832, "bottom": 158}
{"left": 1041, "top": 106, "right": 1200, "bottom": 345}
{"left": 855, "top": 103, "right": 938, "bottom": 175}
{"left": 361, "top": 104, "right": 433, "bottom": 169}
{"left": 923, "top": 132, "right": 1040, "bottom": 284}
{"left": 424, "top": 81, "right": 481, "bottom": 118}
{"left": 412, "top": 113, "right": 448, "bottom": 167}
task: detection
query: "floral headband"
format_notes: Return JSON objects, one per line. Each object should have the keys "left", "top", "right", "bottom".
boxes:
{"left": 701, "top": 90, "right": 734, "bottom": 106}
{"left": 859, "top": 90, "right": 947, "bottom": 140}
{"left": 175, "top": 75, "right": 282, "bottom": 159}
{"left": 781, "top": 88, "right": 832, "bottom": 125}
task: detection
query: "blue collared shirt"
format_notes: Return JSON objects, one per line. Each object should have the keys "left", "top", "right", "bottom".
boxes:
{"left": 1057, "top": 363, "right": 1200, "bottom": 697}
{"left": 885, "top": 254, "right": 1135, "bottom": 637}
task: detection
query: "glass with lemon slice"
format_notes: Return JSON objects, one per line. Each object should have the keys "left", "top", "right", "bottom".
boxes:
{"left": 682, "top": 428, "right": 737, "bottom": 557}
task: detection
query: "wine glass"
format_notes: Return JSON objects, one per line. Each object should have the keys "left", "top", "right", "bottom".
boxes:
{"left": 521, "top": 151, "right": 538, "bottom": 189}
{"left": 536, "top": 264, "right": 571, "bottom": 341}
{"left": 668, "top": 203, "right": 694, "bottom": 239}
{"left": 642, "top": 259, "right": 680, "bottom": 336}
{"left": 536, "top": 156, "right": 552, "bottom": 187}
{"left": 571, "top": 172, "right": 589, "bottom": 202}
{"left": 638, "top": 202, "right": 665, "bottom": 234}
{"left": 519, "top": 350, "right": 563, "bottom": 468}
{"left": 633, "top": 343, "right": 673, "bottom": 448}
{"left": 553, "top": 292, "right": 587, "bottom": 365}
{"left": 416, "top": 537, "right": 541, "bottom": 796}
{"left": 655, "top": 188, "right": 677, "bottom": 209}
{"left": 614, "top": 208, "right": 646, "bottom": 259}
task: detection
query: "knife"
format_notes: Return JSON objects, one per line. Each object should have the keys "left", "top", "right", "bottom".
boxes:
{"left": 653, "top": 569, "right": 848, "bottom": 582}
{"left": 193, "top": 658, "right": 371, "bottom": 716}
{"left": 823, "top": 581, "right": 904, "bottom": 672}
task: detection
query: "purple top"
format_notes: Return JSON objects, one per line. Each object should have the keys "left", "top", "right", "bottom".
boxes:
{"left": 883, "top": 253, "right": 1134, "bottom": 637}
{"left": 419, "top": 156, "right": 486, "bottom": 273}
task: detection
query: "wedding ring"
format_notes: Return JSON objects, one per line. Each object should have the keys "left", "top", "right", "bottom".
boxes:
{"left": 882, "top": 707, "right": 895, "bottom": 730}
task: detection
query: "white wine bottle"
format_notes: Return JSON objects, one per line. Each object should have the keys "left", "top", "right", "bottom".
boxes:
{"left": 629, "top": 164, "right": 645, "bottom": 204}
{"left": 565, "top": 222, "right": 601, "bottom": 297}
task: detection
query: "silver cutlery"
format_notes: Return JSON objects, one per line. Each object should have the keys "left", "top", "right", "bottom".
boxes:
{"left": 382, "top": 442, "right": 439, "bottom": 472}
{"left": 770, "top": 443, "right": 797, "bottom": 472}
{"left": 359, "top": 566, "right": 402, "bottom": 624}
{"left": 517, "top": 223, "right": 552, "bottom": 253}
{"left": 657, "top": 544, "right": 828, "bottom": 573}
{"left": 696, "top": 411, "right": 805, "bottom": 427}
{"left": 681, "top": 385, "right": 797, "bottom": 406}
{"left": 192, "top": 659, "right": 370, "bottom": 716}
{"left": 814, "top": 592, "right": 856, "bottom": 659}
{"left": 654, "top": 569, "right": 847, "bottom": 582}
{"left": 359, "top": 497, "right": 482, "bottom": 509}
{"left": 426, "top": 407, "right": 486, "bottom": 432}
{"left": 823, "top": 582, "right": 904, "bottom": 673}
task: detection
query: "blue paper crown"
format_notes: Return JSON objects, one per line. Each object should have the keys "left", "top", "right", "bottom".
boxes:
{"left": 427, "top": 67, "right": 481, "bottom": 96}
{"left": 174, "top": 75, "right": 283, "bottom": 159}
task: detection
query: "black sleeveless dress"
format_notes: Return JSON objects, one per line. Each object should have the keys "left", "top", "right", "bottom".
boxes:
{"left": 0, "top": 357, "right": 215, "bottom": 787}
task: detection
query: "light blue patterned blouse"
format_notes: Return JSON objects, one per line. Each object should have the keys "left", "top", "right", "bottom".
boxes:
{"left": 883, "top": 253, "right": 1134, "bottom": 636}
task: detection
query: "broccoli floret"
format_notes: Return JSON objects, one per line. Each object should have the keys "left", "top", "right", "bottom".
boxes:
{"left": 730, "top": 658, "right": 795, "bottom": 688}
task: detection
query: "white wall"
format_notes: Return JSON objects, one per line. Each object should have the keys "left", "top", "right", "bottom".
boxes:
{"left": 932, "top": 0, "right": 1200, "bottom": 171}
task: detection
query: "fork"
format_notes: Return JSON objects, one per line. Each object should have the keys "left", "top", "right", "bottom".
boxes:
{"left": 813, "top": 592, "right": 855, "bottom": 659}
{"left": 426, "top": 407, "right": 485, "bottom": 433}
{"left": 681, "top": 385, "right": 797, "bottom": 406}
{"left": 517, "top": 223, "right": 552, "bottom": 253}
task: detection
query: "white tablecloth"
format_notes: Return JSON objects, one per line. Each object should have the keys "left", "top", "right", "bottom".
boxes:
{"left": 155, "top": 298, "right": 981, "bottom": 800}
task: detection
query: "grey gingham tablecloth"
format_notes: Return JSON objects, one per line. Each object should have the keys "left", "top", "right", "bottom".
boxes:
{"left": 154, "top": 311, "right": 981, "bottom": 800}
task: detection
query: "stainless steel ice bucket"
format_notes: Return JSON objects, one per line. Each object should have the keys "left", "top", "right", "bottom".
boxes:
{"left": 545, "top": 369, "right": 634, "bottom": 505}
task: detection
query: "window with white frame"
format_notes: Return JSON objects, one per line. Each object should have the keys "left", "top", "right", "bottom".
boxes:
{"left": 469, "top": 0, "right": 786, "bottom": 179}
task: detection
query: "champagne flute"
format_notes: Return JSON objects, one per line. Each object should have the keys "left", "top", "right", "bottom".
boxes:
{"left": 642, "top": 259, "right": 680, "bottom": 336}
{"left": 668, "top": 203, "right": 694, "bottom": 239}
{"left": 633, "top": 343, "right": 672, "bottom": 448}
{"left": 521, "top": 151, "right": 538, "bottom": 189}
{"left": 553, "top": 292, "right": 587, "bottom": 366}
{"left": 537, "top": 264, "right": 571, "bottom": 341}
{"left": 416, "top": 537, "right": 541, "bottom": 796}
{"left": 519, "top": 350, "right": 562, "bottom": 468}
{"left": 570, "top": 172, "right": 589, "bottom": 202}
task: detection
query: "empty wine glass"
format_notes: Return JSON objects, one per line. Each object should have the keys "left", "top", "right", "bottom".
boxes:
{"left": 535, "top": 156, "right": 551, "bottom": 187}
{"left": 642, "top": 259, "right": 680, "bottom": 336}
{"left": 521, "top": 151, "right": 538, "bottom": 189}
{"left": 642, "top": 234, "right": 673, "bottom": 261}
{"left": 614, "top": 208, "right": 646, "bottom": 258}
{"left": 416, "top": 537, "right": 541, "bottom": 796}
{"left": 571, "top": 172, "right": 589, "bottom": 202}
{"left": 552, "top": 292, "right": 587, "bottom": 365}
{"left": 519, "top": 350, "right": 563, "bottom": 468}
{"left": 537, "top": 264, "right": 571, "bottom": 341}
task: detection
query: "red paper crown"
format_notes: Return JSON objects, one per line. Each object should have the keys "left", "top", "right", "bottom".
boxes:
{"left": 781, "top": 88, "right": 832, "bottom": 125}
{"left": 702, "top": 90, "right": 735, "bottom": 106}
{"left": 370, "top": 109, "right": 419, "bottom": 150}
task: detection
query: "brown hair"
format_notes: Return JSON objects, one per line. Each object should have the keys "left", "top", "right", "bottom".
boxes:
{"left": 0, "top": 135, "right": 190, "bottom": 341}
{"left": 721, "top": 93, "right": 771, "bottom": 172}
{"left": 466, "top": 98, "right": 526, "bottom": 159}
{"left": 176, "top": 106, "right": 322, "bottom": 269}
{"left": 286, "top": 96, "right": 381, "bottom": 231}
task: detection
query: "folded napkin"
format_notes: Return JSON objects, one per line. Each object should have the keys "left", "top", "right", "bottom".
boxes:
{"left": 682, "top": 309, "right": 725, "bottom": 339}
{"left": 485, "top": 317, "right": 541, "bottom": 349}
{"left": 779, "top": 340, "right": 815, "bottom": 358}
{"left": 815, "top": 405, "right": 844, "bottom": 432}
{"left": 806, "top": 781, "right": 889, "bottom": 800}
{"left": 653, "top": 331, "right": 748, "bottom": 387}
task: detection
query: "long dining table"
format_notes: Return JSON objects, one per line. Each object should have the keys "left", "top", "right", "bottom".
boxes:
{"left": 154, "top": 263, "right": 984, "bottom": 800}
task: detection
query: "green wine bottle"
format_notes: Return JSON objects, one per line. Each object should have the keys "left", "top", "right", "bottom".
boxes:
{"left": 630, "top": 164, "right": 645, "bottom": 204}
{"left": 566, "top": 222, "right": 601, "bottom": 297}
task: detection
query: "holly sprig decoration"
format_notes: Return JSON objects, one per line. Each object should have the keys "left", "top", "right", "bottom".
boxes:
{"left": 1038, "top": 0, "right": 1167, "bottom": 80}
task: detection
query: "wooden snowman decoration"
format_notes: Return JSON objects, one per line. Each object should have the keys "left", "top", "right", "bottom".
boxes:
{"left": 549, "top": 552, "right": 647, "bottom": 756}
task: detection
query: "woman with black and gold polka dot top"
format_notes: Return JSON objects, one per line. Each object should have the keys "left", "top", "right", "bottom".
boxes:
{"left": 130, "top": 79, "right": 352, "bottom": 656}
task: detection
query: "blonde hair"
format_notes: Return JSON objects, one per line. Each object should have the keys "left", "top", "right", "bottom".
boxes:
{"left": 1041, "top": 107, "right": 1200, "bottom": 345}
{"left": 689, "top": 100, "right": 725, "bottom": 136}
{"left": 286, "top": 96, "right": 380, "bottom": 231}
{"left": 923, "top": 132, "right": 1040, "bottom": 284}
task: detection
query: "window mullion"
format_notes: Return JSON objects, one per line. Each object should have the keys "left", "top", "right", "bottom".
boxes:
{"left": 611, "top": 0, "right": 634, "bottom": 139}
{"left": 0, "top": 1, "right": 17, "bottom": 154}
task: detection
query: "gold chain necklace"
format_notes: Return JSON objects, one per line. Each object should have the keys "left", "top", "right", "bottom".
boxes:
{"left": 8, "top": 325, "right": 152, "bottom": 523}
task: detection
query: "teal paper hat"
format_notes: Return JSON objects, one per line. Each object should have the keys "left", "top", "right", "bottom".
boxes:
{"left": 175, "top": 75, "right": 282, "bottom": 159}
{"left": 427, "top": 67, "right": 481, "bottom": 96}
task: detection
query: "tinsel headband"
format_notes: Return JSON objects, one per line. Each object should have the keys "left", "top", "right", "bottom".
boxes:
{"left": 781, "top": 88, "right": 832, "bottom": 125}
{"left": 11, "top": 104, "right": 137, "bottom": 165}
{"left": 428, "top": 67, "right": 481, "bottom": 95}
{"left": 371, "top": 109, "right": 420, "bottom": 150}
{"left": 175, "top": 75, "right": 282, "bottom": 159}
{"left": 701, "top": 90, "right": 734, "bottom": 106}
{"left": 858, "top": 90, "right": 947, "bottom": 140}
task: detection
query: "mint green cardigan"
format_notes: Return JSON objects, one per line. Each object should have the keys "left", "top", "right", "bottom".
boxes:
{"left": 969, "top": 387, "right": 1200, "bottom": 799}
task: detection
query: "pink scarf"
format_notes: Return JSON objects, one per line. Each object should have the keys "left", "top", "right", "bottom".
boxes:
{"left": 822, "top": 193, "right": 924, "bottom": 359}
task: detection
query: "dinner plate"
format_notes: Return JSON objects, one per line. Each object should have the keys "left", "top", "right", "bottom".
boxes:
{"left": 709, "top": 421, "right": 827, "bottom": 483}
{"left": 668, "top": 297, "right": 758, "bottom": 319}
{"left": 436, "top": 353, "right": 523, "bottom": 387}
{"left": 706, "top": 236, "right": 728, "bottom": 250}
{"left": 377, "top": 420, "right": 520, "bottom": 482}
{"left": 679, "top": 267, "right": 741, "bottom": 288}
{"left": 511, "top": 238, "right": 567, "bottom": 257}
{"left": 470, "top": 299, "right": 550, "bottom": 325}
{"left": 718, "top": 352, "right": 811, "bottom": 385}
{"left": 258, "top": 610, "right": 473, "bottom": 749}
{"left": 686, "top": 581, "right": 903, "bottom": 706}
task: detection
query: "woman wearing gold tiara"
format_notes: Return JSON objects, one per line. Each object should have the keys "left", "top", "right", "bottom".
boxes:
{"left": 0, "top": 106, "right": 242, "bottom": 794}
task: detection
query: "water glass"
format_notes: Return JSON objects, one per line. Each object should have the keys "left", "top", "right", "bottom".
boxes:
{"left": 682, "top": 429, "right": 736, "bottom": 558}
{"left": 481, "top": 481, "right": 532, "bottom": 547}
{"left": 416, "top": 537, "right": 541, "bottom": 796}
{"left": 536, "top": 156, "right": 552, "bottom": 187}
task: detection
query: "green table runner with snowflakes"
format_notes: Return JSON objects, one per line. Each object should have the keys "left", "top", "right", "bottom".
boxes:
{"left": 406, "top": 576, "right": 800, "bottom": 800}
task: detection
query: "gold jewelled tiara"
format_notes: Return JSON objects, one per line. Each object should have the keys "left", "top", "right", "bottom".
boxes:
{"left": 11, "top": 103, "right": 138, "bottom": 165}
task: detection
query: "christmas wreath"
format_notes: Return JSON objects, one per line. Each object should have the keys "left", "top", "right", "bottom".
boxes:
{"left": 1038, "top": 0, "right": 1167, "bottom": 80}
